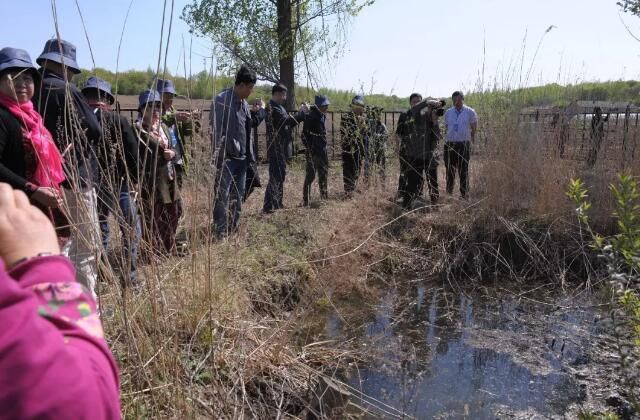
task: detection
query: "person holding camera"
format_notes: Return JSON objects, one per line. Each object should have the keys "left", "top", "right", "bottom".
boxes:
{"left": 263, "top": 84, "right": 307, "bottom": 213}
{"left": 401, "top": 97, "right": 444, "bottom": 209}
{"left": 0, "top": 183, "right": 120, "bottom": 418}
{"left": 341, "top": 95, "right": 368, "bottom": 195}
{"left": 443, "top": 91, "right": 477, "bottom": 199}
{"left": 302, "top": 95, "right": 330, "bottom": 206}
{"left": 395, "top": 93, "right": 423, "bottom": 202}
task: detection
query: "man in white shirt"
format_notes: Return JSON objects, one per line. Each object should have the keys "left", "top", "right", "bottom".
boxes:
{"left": 443, "top": 91, "right": 477, "bottom": 198}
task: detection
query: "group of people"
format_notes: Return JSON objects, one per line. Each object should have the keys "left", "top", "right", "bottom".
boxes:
{"left": 396, "top": 91, "right": 478, "bottom": 209}
{"left": 0, "top": 36, "right": 478, "bottom": 416}
{"left": 209, "top": 68, "right": 392, "bottom": 239}
{"left": 210, "top": 65, "right": 479, "bottom": 241}
{"left": 0, "top": 39, "right": 198, "bottom": 301}
{"left": 0, "top": 40, "right": 128, "bottom": 417}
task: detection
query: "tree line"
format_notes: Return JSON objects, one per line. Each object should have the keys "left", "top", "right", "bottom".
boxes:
{"left": 74, "top": 67, "right": 640, "bottom": 111}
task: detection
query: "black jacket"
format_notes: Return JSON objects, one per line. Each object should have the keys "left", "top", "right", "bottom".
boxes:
{"left": 302, "top": 106, "right": 327, "bottom": 154}
{"left": 94, "top": 108, "right": 140, "bottom": 191}
{"left": 398, "top": 103, "right": 440, "bottom": 161}
{"left": 0, "top": 106, "right": 38, "bottom": 195}
{"left": 33, "top": 69, "right": 102, "bottom": 188}
{"left": 266, "top": 100, "right": 303, "bottom": 159}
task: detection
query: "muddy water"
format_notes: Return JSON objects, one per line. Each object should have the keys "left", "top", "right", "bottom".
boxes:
{"left": 320, "top": 284, "right": 610, "bottom": 419}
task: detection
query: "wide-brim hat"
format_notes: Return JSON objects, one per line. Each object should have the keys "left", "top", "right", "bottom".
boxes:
{"left": 36, "top": 39, "right": 81, "bottom": 74}
{"left": 350, "top": 95, "right": 365, "bottom": 108}
{"left": 82, "top": 76, "right": 115, "bottom": 104}
{"left": 156, "top": 79, "right": 176, "bottom": 95}
{"left": 314, "top": 94, "right": 330, "bottom": 108}
{"left": 138, "top": 89, "right": 163, "bottom": 110}
{"left": 0, "top": 47, "right": 39, "bottom": 79}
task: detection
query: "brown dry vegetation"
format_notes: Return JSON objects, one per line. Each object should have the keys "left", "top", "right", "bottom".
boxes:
{"left": 96, "top": 105, "right": 640, "bottom": 418}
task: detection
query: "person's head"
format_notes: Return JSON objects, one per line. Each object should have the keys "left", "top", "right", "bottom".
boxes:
{"left": 36, "top": 39, "right": 81, "bottom": 81}
{"left": 452, "top": 91, "right": 464, "bottom": 109}
{"left": 594, "top": 106, "right": 602, "bottom": 116}
{"left": 271, "top": 83, "right": 288, "bottom": 105}
{"left": 351, "top": 95, "right": 365, "bottom": 115}
{"left": 233, "top": 65, "right": 257, "bottom": 99}
{"left": 371, "top": 106, "right": 383, "bottom": 121}
{"left": 82, "top": 77, "right": 115, "bottom": 109}
{"left": 0, "top": 48, "right": 39, "bottom": 104}
{"left": 138, "top": 89, "right": 163, "bottom": 125}
{"left": 156, "top": 79, "right": 177, "bottom": 111}
{"left": 314, "top": 94, "right": 330, "bottom": 113}
{"left": 409, "top": 93, "right": 422, "bottom": 107}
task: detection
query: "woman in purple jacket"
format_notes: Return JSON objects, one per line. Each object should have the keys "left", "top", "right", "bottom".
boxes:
{"left": 0, "top": 182, "right": 120, "bottom": 419}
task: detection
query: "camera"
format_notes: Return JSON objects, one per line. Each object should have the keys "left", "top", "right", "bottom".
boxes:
{"left": 427, "top": 99, "right": 446, "bottom": 116}
{"left": 416, "top": 98, "right": 446, "bottom": 117}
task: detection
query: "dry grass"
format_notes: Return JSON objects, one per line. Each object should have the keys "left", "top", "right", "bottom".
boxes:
{"left": 92, "top": 103, "right": 640, "bottom": 418}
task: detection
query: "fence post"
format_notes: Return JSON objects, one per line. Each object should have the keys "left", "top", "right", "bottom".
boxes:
{"left": 331, "top": 111, "right": 336, "bottom": 160}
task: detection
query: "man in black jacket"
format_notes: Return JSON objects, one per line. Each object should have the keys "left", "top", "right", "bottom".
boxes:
{"left": 402, "top": 97, "right": 443, "bottom": 209}
{"left": 302, "top": 95, "right": 330, "bottom": 206}
{"left": 82, "top": 77, "right": 141, "bottom": 288}
{"left": 33, "top": 39, "right": 102, "bottom": 298}
{"left": 262, "top": 83, "right": 306, "bottom": 213}
{"left": 395, "top": 93, "right": 423, "bottom": 202}
{"left": 244, "top": 99, "right": 266, "bottom": 201}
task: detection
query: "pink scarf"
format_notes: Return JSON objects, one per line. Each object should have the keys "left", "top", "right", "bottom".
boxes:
{"left": 0, "top": 93, "right": 65, "bottom": 189}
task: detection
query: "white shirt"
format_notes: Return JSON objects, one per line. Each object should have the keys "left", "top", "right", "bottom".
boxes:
{"left": 444, "top": 105, "right": 478, "bottom": 143}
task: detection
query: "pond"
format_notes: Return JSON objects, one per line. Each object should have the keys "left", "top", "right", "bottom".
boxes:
{"left": 316, "top": 282, "right": 612, "bottom": 419}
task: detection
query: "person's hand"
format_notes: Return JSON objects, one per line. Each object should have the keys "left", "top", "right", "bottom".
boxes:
{"left": 31, "top": 187, "right": 63, "bottom": 208}
{"left": 0, "top": 184, "right": 60, "bottom": 267}
{"left": 163, "top": 149, "right": 176, "bottom": 160}
{"left": 176, "top": 111, "right": 191, "bottom": 122}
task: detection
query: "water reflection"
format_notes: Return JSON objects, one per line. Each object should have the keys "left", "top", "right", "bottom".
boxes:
{"left": 327, "top": 285, "right": 596, "bottom": 418}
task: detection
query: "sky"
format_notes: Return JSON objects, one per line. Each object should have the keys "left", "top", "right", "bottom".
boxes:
{"left": 1, "top": 0, "right": 639, "bottom": 98}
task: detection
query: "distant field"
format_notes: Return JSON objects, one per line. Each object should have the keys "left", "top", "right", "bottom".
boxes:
{"left": 115, "top": 95, "right": 211, "bottom": 111}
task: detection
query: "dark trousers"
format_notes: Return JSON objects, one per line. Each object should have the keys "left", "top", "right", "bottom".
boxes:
{"left": 141, "top": 195, "right": 183, "bottom": 255}
{"left": 176, "top": 164, "right": 185, "bottom": 189}
{"left": 342, "top": 150, "right": 362, "bottom": 193}
{"left": 444, "top": 142, "right": 470, "bottom": 197}
{"left": 397, "top": 154, "right": 409, "bottom": 197}
{"left": 402, "top": 156, "right": 438, "bottom": 208}
{"left": 303, "top": 149, "right": 329, "bottom": 205}
{"left": 214, "top": 158, "right": 247, "bottom": 238}
{"left": 263, "top": 152, "right": 287, "bottom": 212}
{"left": 372, "top": 148, "right": 386, "bottom": 181}
{"left": 243, "top": 162, "right": 261, "bottom": 202}
{"left": 97, "top": 186, "right": 140, "bottom": 286}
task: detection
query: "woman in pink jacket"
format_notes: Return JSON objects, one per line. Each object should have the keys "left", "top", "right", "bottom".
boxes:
{"left": 0, "top": 182, "right": 120, "bottom": 419}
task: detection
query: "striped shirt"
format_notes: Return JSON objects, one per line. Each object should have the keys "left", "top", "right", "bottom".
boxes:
{"left": 444, "top": 105, "right": 478, "bottom": 142}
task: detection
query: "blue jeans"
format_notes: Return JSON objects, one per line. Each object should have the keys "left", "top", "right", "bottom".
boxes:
{"left": 263, "top": 152, "right": 287, "bottom": 212}
{"left": 214, "top": 158, "right": 247, "bottom": 238}
{"left": 97, "top": 186, "right": 141, "bottom": 286}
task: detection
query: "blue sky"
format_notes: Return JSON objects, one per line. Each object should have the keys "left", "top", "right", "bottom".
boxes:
{"left": 1, "top": 0, "right": 639, "bottom": 98}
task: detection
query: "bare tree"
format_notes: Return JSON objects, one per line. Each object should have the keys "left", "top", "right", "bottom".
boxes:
{"left": 181, "top": 0, "right": 374, "bottom": 108}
